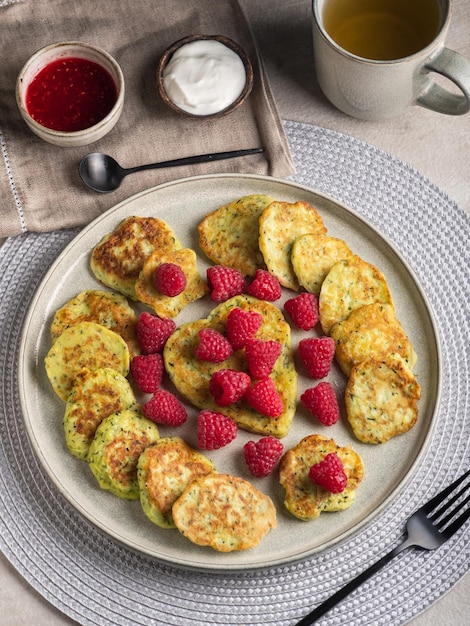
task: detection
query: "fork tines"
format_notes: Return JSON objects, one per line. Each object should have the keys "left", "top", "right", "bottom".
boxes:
{"left": 424, "top": 469, "right": 470, "bottom": 536}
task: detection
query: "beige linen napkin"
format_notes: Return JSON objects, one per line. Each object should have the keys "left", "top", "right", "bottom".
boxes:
{"left": 0, "top": 0, "right": 294, "bottom": 238}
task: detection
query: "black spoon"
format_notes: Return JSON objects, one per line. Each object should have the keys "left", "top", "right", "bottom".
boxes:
{"left": 79, "top": 147, "right": 264, "bottom": 193}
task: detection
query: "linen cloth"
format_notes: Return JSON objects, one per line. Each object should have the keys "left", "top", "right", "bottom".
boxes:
{"left": 0, "top": 0, "right": 294, "bottom": 237}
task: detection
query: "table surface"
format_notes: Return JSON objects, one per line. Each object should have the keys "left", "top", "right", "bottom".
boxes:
{"left": 2, "top": 1, "right": 469, "bottom": 624}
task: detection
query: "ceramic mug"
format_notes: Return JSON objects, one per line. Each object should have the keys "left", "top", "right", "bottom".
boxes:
{"left": 311, "top": 0, "right": 470, "bottom": 120}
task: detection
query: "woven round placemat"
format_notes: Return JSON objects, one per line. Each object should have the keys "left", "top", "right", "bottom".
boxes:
{"left": 0, "top": 121, "right": 468, "bottom": 626}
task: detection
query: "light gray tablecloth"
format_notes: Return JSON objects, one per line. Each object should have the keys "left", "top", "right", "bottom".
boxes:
{"left": 1, "top": 119, "right": 469, "bottom": 625}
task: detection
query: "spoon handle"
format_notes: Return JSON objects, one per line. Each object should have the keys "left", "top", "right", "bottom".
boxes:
{"left": 126, "top": 147, "right": 264, "bottom": 174}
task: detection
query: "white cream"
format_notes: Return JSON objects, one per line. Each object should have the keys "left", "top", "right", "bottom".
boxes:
{"left": 162, "top": 39, "right": 247, "bottom": 116}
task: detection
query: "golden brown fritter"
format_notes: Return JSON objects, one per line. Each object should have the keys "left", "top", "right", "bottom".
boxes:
{"left": 345, "top": 353, "right": 421, "bottom": 444}
{"left": 134, "top": 247, "right": 208, "bottom": 318}
{"left": 90, "top": 216, "right": 181, "bottom": 300}
{"left": 138, "top": 437, "right": 215, "bottom": 529}
{"left": 259, "top": 200, "right": 327, "bottom": 290}
{"left": 198, "top": 194, "right": 275, "bottom": 276}
{"left": 279, "top": 434, "right": 364, "bottom": 521}
{"left": 50, "top": 289, "right": 139, "bottom": 358}
{"left": 319, "top": 255, "right": 394, "bottom": 335}
{"left": 172, "top": 473, "right": 276, "bottom": 551}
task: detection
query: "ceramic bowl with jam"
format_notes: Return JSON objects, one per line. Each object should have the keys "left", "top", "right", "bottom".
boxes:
{"left": 16, "top": 41, "right": 125, "bottom": 147}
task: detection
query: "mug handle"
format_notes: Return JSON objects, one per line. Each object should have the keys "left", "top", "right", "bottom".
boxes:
{"left": 417, "top": 47, "right": 470, "bottom": 115}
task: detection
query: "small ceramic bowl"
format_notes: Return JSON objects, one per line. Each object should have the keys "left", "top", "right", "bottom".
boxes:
{"left": 16, "top": 41, "right": 125, "bottom": 147}
{"left": 156, "top": 34, "right": 254, "bottom": 119}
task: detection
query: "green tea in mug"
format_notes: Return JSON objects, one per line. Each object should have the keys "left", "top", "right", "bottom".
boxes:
{"left": 322, "top": 0, "right": 442, "bottom": 60}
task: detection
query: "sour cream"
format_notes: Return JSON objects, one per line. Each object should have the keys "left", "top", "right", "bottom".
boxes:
{"left": 162, "top": 39, "right": 247, "bottom": 116}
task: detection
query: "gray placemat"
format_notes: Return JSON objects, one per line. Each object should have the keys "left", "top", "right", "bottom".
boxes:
{"left": 0, "top": 120, "right": 468, "bottom": 626}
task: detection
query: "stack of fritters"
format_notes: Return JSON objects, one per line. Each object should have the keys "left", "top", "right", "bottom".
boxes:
{"left": 318, "top": 257, "right": 420, "bottom": 444}
{"left": 50, "top": 289, "right": 140, "bottom": 357}
{"left": 164, "top": 293, "right": 297, "bottom": 438}
{"left": 198, "top": 196, "right": 420, "bottom": 446}
{"left": 91, "top": 215, "right": 207, "bottom": 317}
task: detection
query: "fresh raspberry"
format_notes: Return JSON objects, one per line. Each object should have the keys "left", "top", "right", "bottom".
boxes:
{"left": 246, "top": 269, "right": 282, "bottom": 301}
{"left": 226, "top": 307, "right": 263, "bottom": 350}
{"left": 206, "top": 265, "right": 246, "bottom": 302}
{"left": 244, "top": 339, "right": 282, "bottom": 379}
{"left": 195, "top": 328, "right": 233, "bottom": 363}
{"left": 154, "top": 262, "right": 186, "bottom": 297}
{"left": 243, "top": 436, "right": 284, "bottom": 478}
{"left": 309, "top": 453, "right": 348, "bottom": 493}
{"left": 298, "top": 336, "right": 335, "bottom": 378}
{"left": 130, "top": 353, "right": 163, "bottom": 393}
{"left": 301, "top": 382, "right": 340, "bottom": 426}
{"left": 209, "top": 369, "right": 251, "bottom": 406}
{"left": 142, "top": 389, "right": 187, "bottom": 426}
{"left": 137, "top": 311, "right": 176, "bottom": 354}
{"left": 244, "top": 378, "right": 283, "bottom": 417}
{"left": 197, "top": 410, "right": 237, "bottom": 450}
{"left": 284, "top": 292, "right": 319, "bottom": 330}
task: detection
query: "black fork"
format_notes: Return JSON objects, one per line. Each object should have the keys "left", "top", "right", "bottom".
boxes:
{"left": 295, "top": 468, "right": 470, "bottom": 625}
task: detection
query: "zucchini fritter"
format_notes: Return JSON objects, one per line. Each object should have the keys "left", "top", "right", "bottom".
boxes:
{"left": 134, "top": 247, "right": 208, "bottom": 318}
{"left": 319, "top": 255, "right": 394, "bottom": 335}
{"left": 90, "top": 216, "right": 181, "bottom": 300}
{"left": 279, "top": 434, "right": 364, "bottom": 521}
{"left": 345, "top": 353, "right": 421, "bottom": 444}
{"left": 87, "top": 409, "right": 160, "bottom": 500}
{"left": 198, "top": 194, "right": 275, "bottom": 276}
{"left": 291, "top": 233, "right": 353, "bottom": 295}
{"left": 64, "top": 367, "right": 137, "bottom": 460}
{"left": 259, "top": 200, "right": 327, "bottom": 290}
{"left": 172, "top": 473, "right": 276, "bottom": 551}
{"left": 44, "top": 321, "right": 130, "bottom": 401}
{"left": 163, "top": 294, "right": 297, "bottom": 438}
{"left": 330, "top": 302, "right": 417, "bottom": 376}
{"left": 50, "top": 289, "right": 139, "bottom": 358}
{"left": 138, "top": 437, "right": 215, "bottom": 528}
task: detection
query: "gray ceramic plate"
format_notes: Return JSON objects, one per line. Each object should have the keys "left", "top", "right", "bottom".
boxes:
{"left": 18, "top": 173, "right": 441, "bottom": 572}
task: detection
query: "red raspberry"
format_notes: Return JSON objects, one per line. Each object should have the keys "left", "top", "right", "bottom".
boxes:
{"left": 130, "top": 353, "right": 163, "bottom": 393}
{"left": 309, "top": 453, "right": 347, "bottom": 493}
{"left": 195, "top": 328, "right": 233, "bottom": 363}
{"left": 247, "top": 269, "right": 282, "bottom": 301}
{"left": 244, "top": 339, "right": 282, "bottom": 379}
{"left": 207, "top": 265, "right": 246, "bottom": 302}
{"left": 284, "top": 292, "right": 319, "bottom": 330}
{"left": 226, "top": 307, "right": 263, "bottom": 350}
{"left": 209, "top": 369, "right": 251, "bottom": 406}
{"left": 301, "top": 382, "right": 340, "bottom": 426}
{"left": 244, "top": 378, "right": 283, "bottom": 417}
{"left": 298, "top": 336, "right": 335, "bottom": 378}
{"left": 137, "top": 312, "right": 176, "bottom": 354}
{"left": 197, "top": 410, "right": 237, "bottom": 450}
{"left": 243, "top": 436, "right": 284, "bottom": 478}
{"left": 142, "top": 389, "right": 187, "bottom": 426}
{"left": 154, "top": 262, "right": 186, "bottom": 296}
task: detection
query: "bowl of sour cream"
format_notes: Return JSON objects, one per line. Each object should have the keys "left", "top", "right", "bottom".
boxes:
{"left": 157, "top": 35, "right": 253, "bottom": 119}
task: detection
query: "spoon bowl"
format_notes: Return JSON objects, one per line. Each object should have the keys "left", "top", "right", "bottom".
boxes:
{"left": 79, "top": 148, "right": 264, "bottom": 193}
{"left": 79, "top": 153, "right": 125, "bottom": 192}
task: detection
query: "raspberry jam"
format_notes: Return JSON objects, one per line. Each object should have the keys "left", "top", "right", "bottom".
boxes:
{"left": 25, "top": 57, "right": 118, "bottom": 132}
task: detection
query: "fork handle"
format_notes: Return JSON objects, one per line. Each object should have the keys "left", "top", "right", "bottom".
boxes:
{"left": 295, "top": 535, "right": 413, "bottom": 625}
